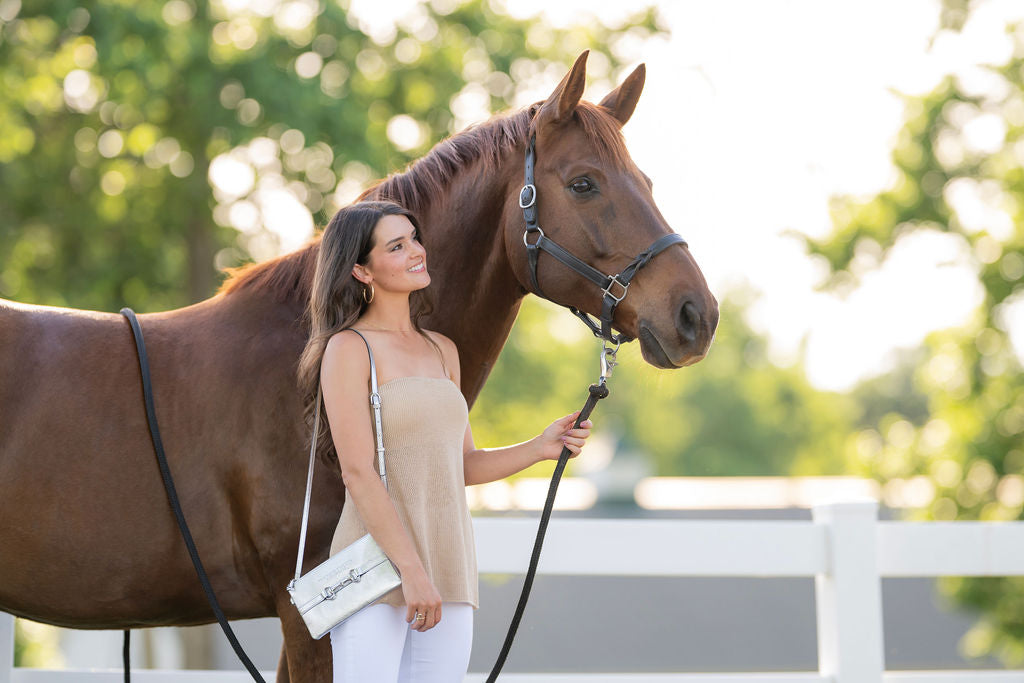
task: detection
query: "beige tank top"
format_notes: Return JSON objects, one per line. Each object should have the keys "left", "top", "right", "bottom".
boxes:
{"left": 329, "top": 375, "right": 479, "bottom": 610}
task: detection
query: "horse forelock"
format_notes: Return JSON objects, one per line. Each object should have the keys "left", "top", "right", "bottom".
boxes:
{"left": 570, "top": 101, "right": 633, "bottom": 169}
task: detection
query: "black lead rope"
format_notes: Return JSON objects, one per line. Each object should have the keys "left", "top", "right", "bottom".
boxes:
{"left": 118, "top": 128, "right": 678, "bottom": 681}
{"left": 122, "top": 297, "right": 603, "bottom": 683}
{"left": 487, "top": 132, "right": 683, "bottom": 679}
{"left": 122, "top": 629, "right": 130, "bottom": 682}
{"left": 119, "top": 307, "right": 266, "bottom": 683}
{"left": 485, "top": 380, "right": 609, "bottom": 682}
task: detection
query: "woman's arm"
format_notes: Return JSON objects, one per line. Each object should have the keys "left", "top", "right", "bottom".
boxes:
{"left": 460, "top": 413, "right": 592, "bottom": 485}
{"left": 464, "top": 436, "right": 543, "bottom": 487}
{"left": 429, "top": 332, "right": 592, "bottom": 487}
{"left": 321, "top": 331, "right": 425, "bottom": 576}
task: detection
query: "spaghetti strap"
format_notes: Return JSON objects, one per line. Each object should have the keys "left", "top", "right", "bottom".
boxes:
{"left": 427, "top": 332, "right": 448, "bottom": 379}
{"left": 347, "top": 327, "right": 449, "bottom": 379}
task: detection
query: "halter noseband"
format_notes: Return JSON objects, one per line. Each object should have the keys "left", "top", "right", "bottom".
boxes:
{"left": 520, "top": 133, "right": 686, "bottom": 346}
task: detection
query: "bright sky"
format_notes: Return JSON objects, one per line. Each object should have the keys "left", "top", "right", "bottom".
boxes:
{"left": 493, "top": 0, "right": 1024, "bottom": 391}
{"left": 213, "top": 0, "right": 1024, "bottom": 391}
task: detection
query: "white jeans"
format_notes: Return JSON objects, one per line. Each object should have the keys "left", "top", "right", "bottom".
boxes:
{"left": 329, "top": 602, "right": 474, "bottom": 682}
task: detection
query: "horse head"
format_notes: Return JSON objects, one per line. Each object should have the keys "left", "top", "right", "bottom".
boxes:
{"left": 503, "top": 51, "right": 718, "bottom": 368}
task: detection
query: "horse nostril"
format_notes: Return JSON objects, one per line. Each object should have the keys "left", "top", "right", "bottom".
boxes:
{"left": 678, "top": 300, "right": 701, "bottom": 343}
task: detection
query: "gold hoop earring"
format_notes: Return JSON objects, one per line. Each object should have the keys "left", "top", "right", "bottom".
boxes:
{"left": 362, "top": 284, "right": 374, "bottom": 304}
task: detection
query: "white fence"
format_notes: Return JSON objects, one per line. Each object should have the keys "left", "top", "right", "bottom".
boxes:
{"left": 4, "top": 500, "right": 1024, "bottom": 682}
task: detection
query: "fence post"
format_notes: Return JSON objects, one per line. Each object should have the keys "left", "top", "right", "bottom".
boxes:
{"left": 812, "top": 500, "right": 884, "bottom": 682}
{"left": 0, "top": 612, "right": 13, "bottom": 683}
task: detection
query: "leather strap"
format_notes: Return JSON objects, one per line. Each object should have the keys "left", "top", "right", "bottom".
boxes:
{"left": 521, "top": 134, "right": 539, "bottom": 229}
{"left": 485, "top": 381, "right": 610, "bottom": 682}
{"left": 293, "top": 328, "right": 387, "bottom": 584}
{"left": 119, "top": 307, "right": 266, "bottom": 683}
{"left": 534, "top": 232, "right": 611, "bottom": 291}
{"left": 122, "top": 629, "right": 130, "bottom": 683}
{"left": 489, "top": 132, "right": 685, "bottom": 681}
{"left": 519, "top": 135, "right": 687, "bottom": 345}
{"left": 620, "top": 232, "right": 686, "bottom": 285}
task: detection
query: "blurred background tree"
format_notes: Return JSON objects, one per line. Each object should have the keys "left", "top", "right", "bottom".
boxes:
{"left": 4, "top": 0, "right": 965, "bottom": 668}
{"left": 0, "top": 0, "right": 663, "bottom": 309}
{"left": 805, "top": 0, "right": 1024, "bottom": 666}
{"left": 0, "top": 0, "right": 858, "bottom": 483}
{"left": 474, "top": 289, "right": 858, "bottom": 481}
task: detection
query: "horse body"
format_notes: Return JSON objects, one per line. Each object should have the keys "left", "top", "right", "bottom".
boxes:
{"left": 0, "top": 53, "right": 718, "bottom": 681}
{"left": 0, "top": 295, "right": 300, "bottom": 626}
{"left": 0, "top": 174, "right": 526, "bottom": 678}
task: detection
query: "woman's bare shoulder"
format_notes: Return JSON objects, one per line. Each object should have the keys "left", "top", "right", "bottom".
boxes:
{"left": 423, "top": 329, "right": 457, "bottom": 355}
{"left": 322, "top": 329, "right": 370, "bottom": 386}
{"left": 324, "top": 327, "right": 366, "bottom": 354}
{"left": 423, "top": 329, "right": 460, "bottom": 383}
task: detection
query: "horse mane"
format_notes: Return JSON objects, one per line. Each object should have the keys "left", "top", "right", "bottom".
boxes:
{"left": 216, "top": 100, "right": 629, "bottom": 304}
{"left": 215, "top": 240, "right": 319, "bottom": 306}
{"left": 361, "top": 100, "right": 631, "bottom": 214}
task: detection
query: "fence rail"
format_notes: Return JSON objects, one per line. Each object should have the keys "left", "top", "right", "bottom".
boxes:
{"left": 4, "top": 501, "right": 1024, "bottom": 682}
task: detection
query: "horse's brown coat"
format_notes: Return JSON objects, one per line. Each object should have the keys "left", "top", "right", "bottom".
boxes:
{"left": 0, "top": 52, "right": 717, "bottom": 681}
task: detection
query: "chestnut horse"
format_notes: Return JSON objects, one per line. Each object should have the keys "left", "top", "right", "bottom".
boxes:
{"left": 0, "top": 52, "right": 717, "bottom": 681}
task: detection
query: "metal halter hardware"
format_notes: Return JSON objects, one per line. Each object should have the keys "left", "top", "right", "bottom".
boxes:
{"left": 520, "top": 133, "right": 687, "bottom": 346}
{"left": 490, "top": 130, "right": 684, "bottom": 683}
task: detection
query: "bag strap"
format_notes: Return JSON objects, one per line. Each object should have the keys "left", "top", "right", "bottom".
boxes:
{"left": 293, "top": 329, "right": 386, "bottom": 583}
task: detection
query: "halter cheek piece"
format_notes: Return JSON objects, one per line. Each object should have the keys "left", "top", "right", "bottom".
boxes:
{"left": 520, "top": 133, "right": 687, "bottom": 347}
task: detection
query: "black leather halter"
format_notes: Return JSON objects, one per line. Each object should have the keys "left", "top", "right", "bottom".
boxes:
{"left": 519, "top": 133, "right": 687, "bottom": 345}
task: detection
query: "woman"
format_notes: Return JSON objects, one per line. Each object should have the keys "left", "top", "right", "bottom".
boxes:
{"left": 296, "top": 200, "right": 594, "bottom": 682}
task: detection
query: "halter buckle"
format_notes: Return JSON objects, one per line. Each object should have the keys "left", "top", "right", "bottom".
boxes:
{"left": 519, "top": 184, "right": 537, "bottom": 209}
{"left": 522, "top": 226, "right": 544, "bottom": 247}
{"left": 602, "top": 274, "right": 629, "bottom": 303}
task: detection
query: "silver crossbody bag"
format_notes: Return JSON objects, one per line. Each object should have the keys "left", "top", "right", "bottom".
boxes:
{"left": 286, "top": 329, "right": 402, "bottom": 640}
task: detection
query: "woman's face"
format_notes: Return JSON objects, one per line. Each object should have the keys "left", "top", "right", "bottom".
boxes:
{"left": 357, "top": 214, "right": 430, "bottom": 292}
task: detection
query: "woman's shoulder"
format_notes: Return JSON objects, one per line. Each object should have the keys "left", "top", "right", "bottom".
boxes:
{"left": 422, "top": 329, "right": 460, "bottom": 379}
{"left": 322, "top": 329, "right": 371, "bottom": 381}
{"left": 423, "top": 328, "right": 459, "bottom": 359}
{"left": 423, "top": 328, "right": 454, "bottom": 348}
{"left": 325, "top": 327, "right": 369, "bottom": 353}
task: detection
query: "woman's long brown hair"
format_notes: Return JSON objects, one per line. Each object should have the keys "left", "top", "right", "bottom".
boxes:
{"left": 297, "top": 200, "right": 439, "bottom": 462}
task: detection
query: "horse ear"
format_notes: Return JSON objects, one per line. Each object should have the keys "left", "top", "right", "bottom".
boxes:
{"left": 599, "top": 63, "right": 646, "bottom": 127}
{"left": 536, "top": 50, "right": 589, "bottom": 126}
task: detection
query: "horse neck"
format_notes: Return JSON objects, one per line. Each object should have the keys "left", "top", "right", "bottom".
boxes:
{"left": 397, "top": 161, "right": 527, "bottom": 402}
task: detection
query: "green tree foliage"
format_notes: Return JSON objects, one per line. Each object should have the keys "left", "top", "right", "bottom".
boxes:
{"left": 806, "top": 6, "right": 1024, "bottom": 665}
{"left": 0, "top": 0, "right": 859, "bottom": 484}
{"left": 3, "top": 4, "right": 878, "bottom": 662}
{"left": 0, "top": 0, "right": 675, "bottom": 664}
{"left": 0, "top": 0, "right": 663, "bottom": 310}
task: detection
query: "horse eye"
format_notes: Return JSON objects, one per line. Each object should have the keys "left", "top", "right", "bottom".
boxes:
{"left": 570, "top": 178, "right": 593, "bottom": 194}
